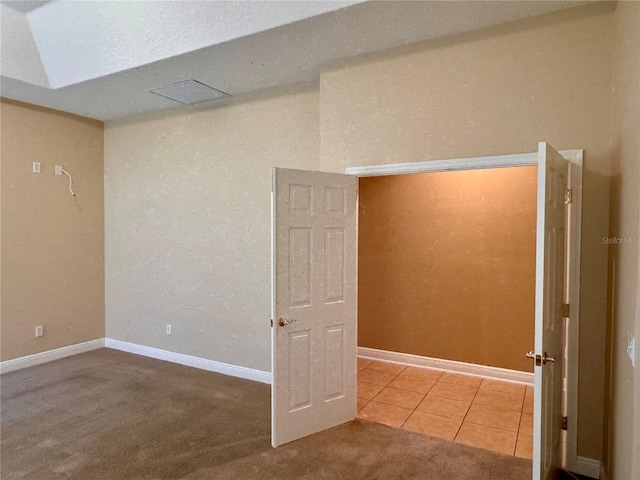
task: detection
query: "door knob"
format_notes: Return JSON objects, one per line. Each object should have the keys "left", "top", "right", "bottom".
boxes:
{"left": 542, "top": 352, "right": 556, "bottom": 365}
{"left": 526, "top": 351, "right": 542, "bottom": 366}
{"left": 278, "top": 317, "right": 296, "bottom": 327}
{"left": 525, "top": 351, "right": 556, "bottom": 366}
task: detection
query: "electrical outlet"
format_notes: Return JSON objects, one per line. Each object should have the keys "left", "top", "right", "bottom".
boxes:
{"left": 627, "top": 334, "right": 636, "bottom": 367}
{"left": 35, "top": 326, "right": 44, "bottom": 338}
{"left": 54, "top": 165, "right": 63, "bottom": 175}
{"left": 166, "top": 324, "right": 172, "bottom": 336}
{"left": 32, "top": 162, "right": 41, "bottom": 173}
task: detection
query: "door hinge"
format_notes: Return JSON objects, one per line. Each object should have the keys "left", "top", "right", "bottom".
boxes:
{"left": 562, "top": 416, "right": 568, "bottom": 431}
{"left": 270, "top": 319, "right": 274, "bottom": 328}
{"left": 564, "top": 189, "right": 573, "bottom": 205}
{"left": 562, "top": 303, "right": 570, "bottom": 317}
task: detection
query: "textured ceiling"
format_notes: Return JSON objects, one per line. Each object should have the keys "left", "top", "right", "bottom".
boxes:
{"left": 1, "top": 1, "right": 49, "bottom": 12}
{"left": 0, "top": 0, "right": 589, "bottom": 121}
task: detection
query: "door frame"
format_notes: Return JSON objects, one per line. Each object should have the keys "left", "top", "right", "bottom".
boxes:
{"left": 346, "top": 149, "right": 583, "bottom": 473}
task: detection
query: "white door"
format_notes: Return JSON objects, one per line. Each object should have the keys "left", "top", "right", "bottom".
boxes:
{"left": 532, "top": 142, "right": 568, "bottom": 480}
{"left": 271, "top": 167, "right": 357, "bottom": 447}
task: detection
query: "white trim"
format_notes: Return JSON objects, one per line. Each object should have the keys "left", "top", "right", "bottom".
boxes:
{"left": 358, "top": 346, "right": 533, "bottom": 385}
{"left": 349, "top": 148, "right": 583, "bottom": 472}
{"left": 0, "top": 337, "right": 273, "bottom": 384}
{"left": 270, "top": 168, "right": 277, "bottom": 441}
{"left": 572, "top": 456, "right": 602, "bottom": 479}
{"left": 562, "top": 149, "right": 583, "bottom": 475}
{"left": 600, "top": 464, "right": 608, "bottom": 480}
{"left": 0, "top": 339, "right": 105, "bottom": 374}
{"left": 345, "top": 152, "right": 537, "bottom": 176}
{"left": 345, "top": 149, "right": 582, "bottom": 177}
{"left": 105, "top": 338, "right": 272, "bottom": 385}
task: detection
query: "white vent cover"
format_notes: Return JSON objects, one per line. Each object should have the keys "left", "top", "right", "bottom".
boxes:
{"left": 149, "top": 79, "right": 230, "bottom": 104}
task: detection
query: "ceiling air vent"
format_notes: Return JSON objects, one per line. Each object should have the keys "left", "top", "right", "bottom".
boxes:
{"left": 149, "top": 79, "right": 230, "bottom": 105}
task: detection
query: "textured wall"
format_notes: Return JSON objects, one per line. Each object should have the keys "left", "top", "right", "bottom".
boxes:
{"left": 104, "top": 85, "right": 320, "bottom": 372}
{"left": 104, "top": 3, "right": 618, "bottom": 461}
{"left": 358, "top": 167, "right": 537, "bottom": 372}
{"left": 604, "top": 2, "right": 640, "bottom": 479}
{"left": 0, "top": 99, "right": 104, "bottom": 361}
{"left": 318, "top": 4, "right": 614, "bottom": 460}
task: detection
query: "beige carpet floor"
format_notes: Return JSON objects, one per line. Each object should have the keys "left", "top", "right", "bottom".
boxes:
{"left": 1, "top": 349, "right": 532, "bottom": 479}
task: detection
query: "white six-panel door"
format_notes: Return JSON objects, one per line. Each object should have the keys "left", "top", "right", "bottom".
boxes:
{"left": 271, "top": 167, "right": 357, "bottom": 447}
{"left": 271, "top": 146, "right": 570, "bottom": 472}
{"left": 533, "top": 142, "right": 568, "bottom": 480}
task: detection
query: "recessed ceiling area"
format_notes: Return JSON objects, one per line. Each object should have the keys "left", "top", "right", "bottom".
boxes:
{"left": 1, "top": 0, "right": 49, "bottom": 12}
{"left": 0, "top": 0, "right": 590, "bottom": 121}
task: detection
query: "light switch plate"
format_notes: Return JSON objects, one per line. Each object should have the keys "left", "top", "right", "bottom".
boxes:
{"left": 627, "top": 334, "right": 636, "bottom": 367}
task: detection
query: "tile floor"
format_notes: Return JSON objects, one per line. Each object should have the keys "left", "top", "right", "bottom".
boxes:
{"left": 357, "top": 358, "right": 534, "bottom": 459}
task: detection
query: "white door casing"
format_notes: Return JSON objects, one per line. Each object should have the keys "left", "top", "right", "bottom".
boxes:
{"left": 533, "top": 142, "right": 568, "bottom": 480}
{"left": 347, "top": 148, "right": 584, "bottom": 474}
{"left": 271, "top": 167, "right": 357, "bottom": 448}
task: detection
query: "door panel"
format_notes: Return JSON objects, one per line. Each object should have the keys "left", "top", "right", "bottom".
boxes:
{"left": 272, "top": 168, "right": 357, "bottom": 447}
{"left": 533, "top": 142, "right": 568, "bottom": 480}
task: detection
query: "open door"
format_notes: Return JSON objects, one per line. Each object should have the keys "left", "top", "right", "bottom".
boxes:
{"left": 271, "top": 167, "right": 357, "bottom": 447}
{"left": 532, "top": 142, "right": 568, "bottom": 480}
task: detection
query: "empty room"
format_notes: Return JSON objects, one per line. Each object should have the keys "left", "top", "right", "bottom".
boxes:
{"left": 1, "top": 2, "right": 638, "bottom": 480}
{"left": 355, "top": 167, "right": 538, "bottom": 457}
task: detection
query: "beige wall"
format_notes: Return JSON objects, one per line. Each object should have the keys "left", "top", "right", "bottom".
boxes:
{"left": 604, "top": 2, "right": 640, "bottom": 480}
{"left": 104, "top": 3, "right": 619, "bottom": 461}
{"left": 0, "top": 99, "right": 105, "bottom": 361}
{"left": 318, "top": 3, "right": 614, "bottom": 460}
{"left": 358, "top": 168, "right": 537, "bottom": 372}
{"left": 104, "top": 85, "right": 320, "bottom": 371}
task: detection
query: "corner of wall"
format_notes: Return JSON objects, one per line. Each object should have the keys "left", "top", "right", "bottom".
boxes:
{"left": 0, "top": 99, "right": 105, "bottom": 362}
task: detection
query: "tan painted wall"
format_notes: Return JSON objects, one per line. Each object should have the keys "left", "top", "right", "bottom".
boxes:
{"left": 0, "top": 99, "right": 105, "bottom": 361}
{"left": 318, "top": 4, "right": 614, "bottom": 460}
{"left": 604, "top": 3, "right": 640, "bottom": 480}
{"left": 358, "top": 167, "right": 537, "bottom": 372}
{"left": 104, "top": 85, "right": 321, "bottom": 371}
{"left": 104, "top": 3, "right": 618, "bottom": 460}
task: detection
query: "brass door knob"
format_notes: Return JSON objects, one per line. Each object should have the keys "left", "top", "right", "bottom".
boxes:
{"left": 526, "top": 351, "right": 542, "bottom": 366}
{"left": 542, "top": 352, "right": 556, "bottom": 364}
{"left": 278, "top": 317, "right": 296, "bottom": 327}
{"left": 525, "top": 351, "right": 556, "bottom": 366}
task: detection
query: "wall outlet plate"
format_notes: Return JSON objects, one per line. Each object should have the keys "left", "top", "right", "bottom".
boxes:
{"left": 627, "top": 335, "right": 635, "bottom": 367}
{"left": 32, "top": 162, "right": 41, "bottom": 173}
{"left": 35, "top": 326, "right": 44, "bottom": 338}
{"left": 166, "top": 324, "right": 172, "bottom": 335}
{"left": 54, "top": 165, "right": 63, "bottom": 175}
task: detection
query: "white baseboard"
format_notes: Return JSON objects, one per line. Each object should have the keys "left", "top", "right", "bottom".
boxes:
{"left": 0, "top": 339, "right": 105, "bottom": 374}
{"left": 358, "top": 346, "right": 533, "bottom": 385}
{"left": 105, "top": 338, "right": 272, "bottom": 385}
{"left": 572, "top": 456, "right": 602, "bottom": 479}
{"left": 599, "top": 463, "right": 608, "bottom": 480}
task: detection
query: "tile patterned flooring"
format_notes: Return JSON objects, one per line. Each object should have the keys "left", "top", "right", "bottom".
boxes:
{"left": 357, "top": 358, "right": 534, "bottom": 459}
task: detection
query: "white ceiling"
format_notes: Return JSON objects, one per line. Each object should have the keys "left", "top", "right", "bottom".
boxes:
{"left": 1, "top": 0, "right": 49, "bottom": 12}
{"left": 0, "top": 0, "right": 589, "bottom": 121}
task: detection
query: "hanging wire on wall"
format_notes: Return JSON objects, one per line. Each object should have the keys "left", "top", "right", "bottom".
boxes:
{"left": 56, "top": 165, "right": 76, "bottom": 196}
{"left": 61, "top": 168, "right": 76, "bottom": 196}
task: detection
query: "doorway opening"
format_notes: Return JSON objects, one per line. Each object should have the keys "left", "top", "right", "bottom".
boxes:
{"left": 344, "top": 146, "right": 583, "bottom": 475}
{"left": 355, "top": 166, "right": 537, "bottom": 458}
{"left": 271, "top": 144, "right": 583, "bottom": 478}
